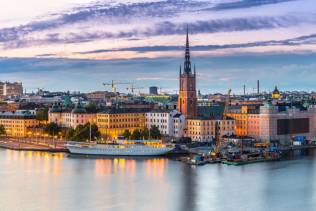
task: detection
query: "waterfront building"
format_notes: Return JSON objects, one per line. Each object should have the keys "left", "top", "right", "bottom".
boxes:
{"left": 0, "top": 110, "right": 39, "bottom": 137}
{"left": 226, "top": 104, "right": 261, "bottom": 137}
{"left": 226, "top": 102, "right": 316, "bottom": 145}
{"left": 48, "top": 104, "right": 96, "bottom": 128}
{"left": 145, "top": 110, "right": 185, "bottom": 138}
{"left": 185, "top": 118, "right": 235, "bottom": 142}
{"left": 259, "top": 102, "right": 316, "bottom": 144}
{"left": 96, "top": 108, "right": 146, "bottom": 139}
{"left": 178, "top": 28, "right": 197, "bottom": 119}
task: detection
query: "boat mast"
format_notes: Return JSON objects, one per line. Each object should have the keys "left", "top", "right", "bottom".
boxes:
{"left": 89, "top": 123, "right": 92, "bottom": 142}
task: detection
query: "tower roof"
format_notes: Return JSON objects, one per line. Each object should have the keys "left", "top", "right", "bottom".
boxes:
{"left": 184, "top": 26, "right": 192, "bottom": 74}
{"left": 273, "top": 86, "right": 280, "bottom": 94}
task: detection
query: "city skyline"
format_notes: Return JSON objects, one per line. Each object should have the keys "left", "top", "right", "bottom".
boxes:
{"left": 1, "top": 0, "right": 316, "bottom": 93}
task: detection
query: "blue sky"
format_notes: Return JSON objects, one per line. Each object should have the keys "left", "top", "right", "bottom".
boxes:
{"left": 0, "top": 0, "right": 316, "bottom": 94}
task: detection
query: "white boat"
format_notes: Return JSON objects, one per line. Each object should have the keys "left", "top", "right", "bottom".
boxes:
{"left": 66, "top": 140, "right": 175, "bottom": 156}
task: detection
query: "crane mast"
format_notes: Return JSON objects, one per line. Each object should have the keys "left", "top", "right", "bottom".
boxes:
{"left": 214, "top": 89, "right": 231, "bottom": 156}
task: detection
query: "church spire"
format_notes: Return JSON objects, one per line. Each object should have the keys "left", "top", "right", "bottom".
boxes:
{"left": 184, "top": 25, "right": 191, "bottom": 74}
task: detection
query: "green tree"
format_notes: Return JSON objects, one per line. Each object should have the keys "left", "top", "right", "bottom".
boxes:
{"left": 44, "top": 122, "right": 61, "bottom": 136}
{"left": 70, "top": 123, "right": 101, "bottom": 142}
{"left": 122, "top": 129, "right": 131, "bottom": 139}
{"left": 142, "top": 128, "right": 149, "bottom": 140}
{"left": 36, "top": 108, "right": 49, "bottom": 121}
{"left": 65, "top": 128, "right": 75, "bottom": 140}
{"left": 0, "top": 125, "right": 6, "bottom": 136}
{"left": 85, "top": 102, "right": 98, "bottom": 113}
{"left": 150, "top": 125, "right": 161, "bottom": 139}
{"left": 131, "top": 129, "right": 142, "bottom": 140}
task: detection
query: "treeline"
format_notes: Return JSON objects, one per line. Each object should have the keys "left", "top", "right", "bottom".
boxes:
{"left": 43, "top": 123, "right": 162, "bottom": 141}
{"left": 65, "top": 123, "right": 100, "bottom": 142}
{"left": 122, "top": 125, "right": 161, "bottom": 140}
{"left": 44, "top": 122, "right": 100, "bottom": 142}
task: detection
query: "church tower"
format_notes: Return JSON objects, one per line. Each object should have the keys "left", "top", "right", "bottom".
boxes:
{"left": 178, "top": 27, "right": 197, "bottom": 119}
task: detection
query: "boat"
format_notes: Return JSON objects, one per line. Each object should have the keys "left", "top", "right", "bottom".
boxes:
{"left": 222, "top": 151, "right": 281, "bottom": 166}
{"left": 66, "top": 140, "right": 175, "bottom": 156}
{"left": 222, "top": 157, "right": 280, "bottom": 166}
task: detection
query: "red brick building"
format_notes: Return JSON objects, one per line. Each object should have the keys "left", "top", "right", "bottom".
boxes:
{"left": 178, "top": 28, "right": 197, "bottom": 119}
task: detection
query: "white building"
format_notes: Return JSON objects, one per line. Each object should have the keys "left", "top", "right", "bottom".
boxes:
{"left": 186, "top": 118, "right": 236, "bottom": 142}
{"left": 145, "top": 110, "right": 185, "bottom": 138}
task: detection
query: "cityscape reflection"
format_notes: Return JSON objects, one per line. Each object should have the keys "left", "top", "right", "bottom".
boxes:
{"left": 1, "top": 149, "right": 316, "bottom": 211}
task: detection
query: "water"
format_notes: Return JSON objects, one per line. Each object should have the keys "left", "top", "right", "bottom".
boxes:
{"left": 0, "top": 149, "right": 316, "bottom": 211}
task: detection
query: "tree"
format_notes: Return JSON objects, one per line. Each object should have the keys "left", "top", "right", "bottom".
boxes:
{"left": 150, "top": 125, "right": 161, "bottom": 139}
{"left": 131, "top": 129, "right": 142, "bottom": 140}
{"left": 142, "top": 128, "right": 149, "bottom": 140}
{"left": 0, "top": 125, "right": 6, "bottom": 136}
{"left": 44, "top": 122, "right": 61, "bottom": 136}
{"left": 85, "top": 102, "right": 98, "bottom": 113}
{"left": 68, "top": 123, "right": 101, "bottom": 142}
{"left": 65, "top": 128, "right": 75, "bottom": 140}
{"left": 122, "top": 129, "right": 131, "bottom": 139}
{"left": 90, "top": 123, "right": 101, "bottom": 140}
{"left": 36, "top": 108, "right": 49, "bottom": 121}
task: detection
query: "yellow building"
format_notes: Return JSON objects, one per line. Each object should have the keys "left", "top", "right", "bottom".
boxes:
{"left": 0, "top": 110, "right": 39, "bottom": 137}
{"left": 226, "top": 105, "right": 260, "bottom": 137}
{"left": 96, "top": 109, "right": 146, "bottom": 139}
{"left": 272, "top": 86, "right": 281, "bottom": 100}
{"left": 185, "top": 118, "right": 235, "bottom": 142}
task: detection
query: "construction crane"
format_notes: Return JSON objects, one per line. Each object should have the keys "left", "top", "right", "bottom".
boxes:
{"left": 223, "top": 89, "right": 232, "bottom": 120}
{"left": 213, "top": 89, "right": 232, "bottom": 157}
{"left": 102, "top": 80, "right": 130, "bottom": 93}
{"left": 126, "top": 84, "right": 144, "bottom": 95}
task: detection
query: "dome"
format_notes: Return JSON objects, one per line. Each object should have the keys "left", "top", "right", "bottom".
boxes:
{"left": 272, "top": 86, "right": 281, "bottom": 100}
{"left": 273, "top": 86, "right": 280, "bottom": 94}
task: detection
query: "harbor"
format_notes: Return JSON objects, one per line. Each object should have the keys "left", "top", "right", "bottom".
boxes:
{"left": 2, "top": 137, "right": 316, "bottom": 168}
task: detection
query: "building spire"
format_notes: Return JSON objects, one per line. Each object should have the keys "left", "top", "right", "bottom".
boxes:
{"left": 179, "top": 65, "right": 182, "bottom": 75}
{"left": 184, "top": 24, "right": 191, "bottom": 74}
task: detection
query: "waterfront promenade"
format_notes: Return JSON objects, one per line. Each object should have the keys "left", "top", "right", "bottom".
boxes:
{"left": 0, "top": 137, "right": 68, "bottom": 152}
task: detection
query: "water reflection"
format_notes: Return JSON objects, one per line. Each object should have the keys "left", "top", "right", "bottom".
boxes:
{"left": 1, "top": 149, "right": 316, "bottom": 211}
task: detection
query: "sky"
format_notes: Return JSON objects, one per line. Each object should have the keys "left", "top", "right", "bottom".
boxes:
{"left": 0, "top": 0, "right": 316, "bottom": 94}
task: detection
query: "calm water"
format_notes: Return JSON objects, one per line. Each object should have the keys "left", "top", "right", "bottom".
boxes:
{"left": 1, "top": 149, "right": 316, "bottom": 211}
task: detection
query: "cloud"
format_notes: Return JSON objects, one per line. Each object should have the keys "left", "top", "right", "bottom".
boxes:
{"left": 136, "top": 77, "right": 177, "bottom": 81}
{"left": 3, "top": 15, "right": 316, "bottom": 49}
{"left": 212, "top": 0, "right": 297, "bottom": 10}
{"left": 0, "top": 0, "right": 315, "bottom": 58}
{"left": 73, "top": 33, "right": 316, "bottom": 56}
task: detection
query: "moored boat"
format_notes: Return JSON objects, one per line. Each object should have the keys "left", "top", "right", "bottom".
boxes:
{"left": 66, "top": 140, "right": 175, "bottom": 156}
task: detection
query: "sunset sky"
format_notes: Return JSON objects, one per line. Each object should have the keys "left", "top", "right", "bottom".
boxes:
{"left": 1, "top": 0, "right": 316, "bottom": 94}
